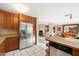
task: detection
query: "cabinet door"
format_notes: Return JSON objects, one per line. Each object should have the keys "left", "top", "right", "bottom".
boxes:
{"left": 6, "top": 36, "right": 19, "bottom": 52}
{"left": 13, "top": 14, "right": 19, "bottom": 30}
{"left": 0, "top": 10, "right": 6, "bottom": 28}
{"left": 19, "top": 14, "right": 28, "bottom": 22}
{"left": 0, "top": 41, "right": 6, "bottom": 56}
{"left": 19, "top": 14, "right": 33, "bottom": 23}
{"left": 6, "top": 13, "right": 19, "bottom": 30}
{"left": 6, "top": 13, "right": 12, "bottom": 29}
{"left": 72, "top": 49, "right": 79, "bottom": 56}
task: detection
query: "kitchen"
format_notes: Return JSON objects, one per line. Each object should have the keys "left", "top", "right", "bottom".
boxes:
{"left": 0, "top": 3, "right": 79, "bottom": 56}
{"left": 0, "top": 7, "right": 37, "bottom": 55}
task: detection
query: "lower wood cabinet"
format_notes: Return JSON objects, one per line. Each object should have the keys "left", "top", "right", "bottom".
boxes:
{"left": 0, "top": 36, "right": 19, "bottom": 56}
{"left": 0, "top": 40, "right": 6, "bottom": 56}
{"left": 6, "top": 36, "right": 19, "bottom": 52}
{"left": 72, "top": 49, "right": 79, "bottom": 56}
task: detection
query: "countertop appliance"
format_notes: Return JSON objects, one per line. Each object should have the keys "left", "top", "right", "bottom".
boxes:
{"left": 20, "top": 22, "right": 34, "bottom": 49}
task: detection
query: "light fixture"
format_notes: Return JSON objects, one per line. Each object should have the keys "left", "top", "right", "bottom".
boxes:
{"left": 65, "top": 14, "right": 72, "bottom": 19}
{"left": 64, "top": 4, "right": 73, "bottom": 24}
{"left": 11, "top": 4, "right": 29, "bottom": 13}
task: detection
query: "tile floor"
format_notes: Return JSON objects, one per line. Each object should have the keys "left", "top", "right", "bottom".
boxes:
{"left": 5, "top": 44, "right": 46, "bottom": 56}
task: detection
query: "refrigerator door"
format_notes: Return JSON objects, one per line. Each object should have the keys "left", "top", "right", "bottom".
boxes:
{"left": 20, "top": 22, "right": 27, "bottom": 30}
{"left": 20, "top": 22, "right": 34, "bottom": 49}
{"left": 26, "top": 23, "right": 33, "bottom": 47}
{"left": 20, "top": 38, "right": 27, "bottom": 49}
{"left": 20, "top": 22, "right": 27, "bottom": 49}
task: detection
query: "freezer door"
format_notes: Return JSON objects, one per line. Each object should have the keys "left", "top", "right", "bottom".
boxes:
{"left": 26, "top": 23, "right": 34, "bottom": 47}
{"left": 20, "top": 38, "right": 27, "bottom": 49}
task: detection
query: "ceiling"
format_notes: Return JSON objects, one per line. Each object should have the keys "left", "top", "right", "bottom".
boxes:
{"left": 0, "top": 3, "right": 79, "bottom": 24}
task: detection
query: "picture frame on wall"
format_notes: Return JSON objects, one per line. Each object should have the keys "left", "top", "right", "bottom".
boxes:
{"left": 58, "top": 27, "right": 61, "bottom": 31}
{"left": 63, "top": 24, "right": 78, "bottom": 34}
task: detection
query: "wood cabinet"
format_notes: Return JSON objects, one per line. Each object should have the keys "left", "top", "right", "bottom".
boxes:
{"left": 6, "top": 13, "right": 19, "bottom": 30}
{"left": 6, "top": 36, "right": 19, "bottom": 52}
{"left": 6, "top": 13, "right": 13, "bottom": 29}
{"left": 0, "top": 40, "right": 6, "bottom": 56}
{"left": 72, "top": 49, "right": 79, "bottom": 56}
{"left": 0, "top": 9, "right": 19, "bottom": 30}
{"left": 19, "top": 14, "right": 29, "bottom": 22}
{"left": 13, "top": 14, "right": 19, "bottom": 30}
{"left": 0, "top": 36, "right": 19, "bottom": 56}
{"left": 0, "top": 9, "right": 7, "bottom": 28}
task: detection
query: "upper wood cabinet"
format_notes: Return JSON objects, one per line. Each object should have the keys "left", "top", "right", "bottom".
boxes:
{"left": 6, "top": 13, "right": 13, "bottom": 29}
{"left": 6, "top": 13, "right": 19, "bottom": 30}
{"left": 19, "top": 14, "right": 33, "bottom": 23}
{"left": 0, "top": 9, "right": 19, "bottom": 30}
{"left": 0, "top": 10, "right": 7, "bottom": 28}
{"left": 19, "top": 14, "right": 28, "bottom": 22}
{"left": 13, "top": 14, "right": 19, "bottom": 30}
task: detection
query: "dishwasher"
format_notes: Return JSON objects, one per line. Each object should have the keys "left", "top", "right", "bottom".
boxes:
{"left": 50, "top": 42, "right": 72, "bottom": 56}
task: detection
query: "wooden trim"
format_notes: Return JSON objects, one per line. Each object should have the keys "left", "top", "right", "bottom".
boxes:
{"left": 35, "top": 18, "right": 37, "bottom": 44}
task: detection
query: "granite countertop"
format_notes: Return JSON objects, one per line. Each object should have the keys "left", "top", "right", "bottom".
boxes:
{"left": 0, "top": 34, "right": 18, "bottom": 45}
{"left": 46, "top": 35, "right": 79, "bottom": 50}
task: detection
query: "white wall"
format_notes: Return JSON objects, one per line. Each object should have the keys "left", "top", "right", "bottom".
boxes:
{"left": 0, "top": 3, "right": 79, "bottom": 24}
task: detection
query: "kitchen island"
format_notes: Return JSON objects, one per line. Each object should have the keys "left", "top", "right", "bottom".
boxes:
{"left": 46, "top": 35, "right": 79, "bottom": 56}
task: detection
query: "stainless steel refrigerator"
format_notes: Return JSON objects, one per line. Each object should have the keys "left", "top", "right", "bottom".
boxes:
{"left": 20, "top": 22, "right": 34, "bottom": 49}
